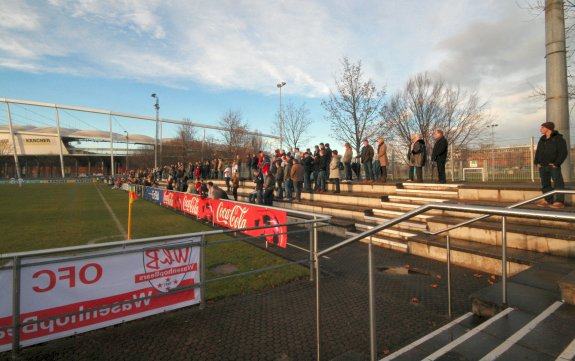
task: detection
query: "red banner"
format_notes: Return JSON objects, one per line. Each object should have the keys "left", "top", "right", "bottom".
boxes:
{"left": 162, "top": 191, "right": 288, "bottom": 248}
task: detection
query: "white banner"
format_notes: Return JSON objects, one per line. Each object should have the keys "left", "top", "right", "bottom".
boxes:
{"left": 0, "top": 237, "right": 201, "bottom": 351}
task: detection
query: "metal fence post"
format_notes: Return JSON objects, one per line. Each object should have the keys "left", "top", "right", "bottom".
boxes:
{"left": 315, "top": 253, "right": 321, "bottom": 361}
{"left": 446, "top": 235, "right": 452, "bottom": 319}
{"left": 530, "top": 137, "right": 535, "bottom": 182}
{"left": 450, "top": 144, "right": 455, "bottom": 182}
{"left": 501, "top": 217, "right": 508, "bottom": 306}
{"left": 309, "top": 216, "right": 316, "bottom": 282}
{"left": 368, "top": 237, "right": 377, "bottom": 361}
{"left": 11, "top": 256, "right": 21, "bottom": 360}
{"left": 199, "top": 235, "right": 207, "bottom": 310}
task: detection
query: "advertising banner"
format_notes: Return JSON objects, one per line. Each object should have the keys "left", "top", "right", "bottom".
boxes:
{"left": 0, "top": 238, "right": 201, "bottom": 352}
{"left": 161, "top": 190, "right": 288, "bottom": 248}
{"left": 143, "top": 187, "right": 163, "bottom": 204}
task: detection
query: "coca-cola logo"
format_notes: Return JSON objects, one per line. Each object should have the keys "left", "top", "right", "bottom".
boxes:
{"left": 163, "top": 192, "right": 174, "bottom": 207}
{"left": 216, "top": 203, "right": 248, "bottom": 229}
{"left": 182, "top": 195, "right": 200, "bottom": 215}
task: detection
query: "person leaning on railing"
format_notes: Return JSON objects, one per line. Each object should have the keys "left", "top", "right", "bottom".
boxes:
{"left": 535, "top": 121, "right": 568, "bottom": 209}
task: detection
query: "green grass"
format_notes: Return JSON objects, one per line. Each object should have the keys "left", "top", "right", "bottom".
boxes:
{"left": 0, "top": 183, "right": 308, "bottom": 299}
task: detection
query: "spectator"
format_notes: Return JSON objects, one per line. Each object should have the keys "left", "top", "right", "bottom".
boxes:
{"left": 317, "top": 150, "right": 328, "bottom": 192}
{"left": 284, "top": 158, "right": 293, "bottom": 201}
{"left": 342, "top": 143, "right": 353, "bottom": 182}
{"left": 431, "top": 130, "right": 448, "bottom": 184}
{"left": 302, "top": 152, "right": 313, "bottom": 192}
{"left": 263, "top": 169, "right": 275, "bottom": 205}
{"left": 275, "top": 160, "right": 284, "bottom": 200}
{"left": 207, "top": 181, "right": 229, "bottom": 200}
{"left": 231, "top": 171, "right": 240, "bottom": 201}
{"left": 408, "top": 134, "right": 426, "bottom": 183}
{"left": 249, "top": 169, "right": 264, "bottom": 204}
{"left": 291, "top": 158, "right": 304, "bottom": 202}
{"left": 377, "top": 137, "right": 388, "bottom": 183}
{"left": 535, "top": 121, "right": 568, "bottom": 208}
{"left": 224, "top": 164, "right": 232, "bottom": 192}
{"left": 329, "top": 150, "right": 341, "bottom": 193}
{"left": 360, "top": 139, "right": 375, "bottom": 182}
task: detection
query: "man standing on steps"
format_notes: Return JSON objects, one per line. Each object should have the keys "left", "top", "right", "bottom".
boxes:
{"left": 361, "top": 139, "right": 375, "bottom": 182}
{"left": 534, "top": 121, "right": 568, "bottom": 208}
{"left": 408, "top": 134, "right": 426, "bottom": 183}
{"left": 431, "top": 130, "right": 448, "bottom": 184}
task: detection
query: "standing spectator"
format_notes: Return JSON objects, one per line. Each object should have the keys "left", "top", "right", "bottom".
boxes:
{"left": 224, "top": 163, "right": 232, "bottom": 192}
{"left": 231, "top": 171, "right": 240, "bottom": 201}
{"left": 329, "top": 150, "right": 341, "bottom": 193}
{"left": 263, "top": 169, "right": 275, "bottom": 206}
{"left": 360, "top": 139, "right": 375, "bottom": 181}
{"left": 235, "top": 154, "right": 242, "bottom": 179}
{"left": 342, "top": 143, "right": 353, "bottom": 182}
{"left": 249, "top": 169, "right": 264, "bottom": 204}
{"left": 535, "top": 121, "right": 568, "bottom": 208}
{"left": 317, "top": 150, "right": 328, "bottom": 192}
{"left": 291, "top": 158, "right": 304, "bottom": 202}
{"left": 431, "top": 130, "right": 448, "bottom": 184}
{"left": 275, "top": 160, "right": 284, "bottom": 200}
{"left": 302, "top": 152, "right": 313, "bottom": 192}
{"left": 408, "top": 134, "right": 426, "bottom": 183}
{"left": 377, "top": 137, "right": 388, "bottom": 183}
{"left": 284, "top": 158, "right": 293, "bottom": 201}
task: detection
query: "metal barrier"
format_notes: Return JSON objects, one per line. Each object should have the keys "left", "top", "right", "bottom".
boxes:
{"left": 0, "top": 199, "right": 330, "bottom": 359}
{"left": 313, "top": 202, "right": 575, "bottom": 361}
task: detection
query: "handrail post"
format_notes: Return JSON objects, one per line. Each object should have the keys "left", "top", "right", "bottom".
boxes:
{"left": 315, "top": 253, "right": 321, "bottom": 361}
{"left": 501, "top": 216, "right": 508, "bottom": 307}
{"left": 199, "top": 234, "right": 207, "bottom": 310}
{"left": 11, "top": 256, "right": 21, "bottom": 360}
{"left": 446, "top": 235, "right": 452, "bottom": 319}
{"left": 309, "top": 216, "right": 316, "bottom": 282}
{"left": 368, "top": 237, "right": 377, "bottom": 361}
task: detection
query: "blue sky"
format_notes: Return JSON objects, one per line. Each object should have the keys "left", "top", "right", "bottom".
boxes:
{"left": 0, "top": 0, "right": 552, "bottom": 152}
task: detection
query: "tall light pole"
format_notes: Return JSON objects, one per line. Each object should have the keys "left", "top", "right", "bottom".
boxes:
{"left": 151, "top": 93, "right": 159, "bottom": 169}
{"left": 488, "top": 123, "right": 498, "bottom": 181}
{"left": 124, "top": 130, "right": 129, "bottom": 172}
{"left": 277, "top": 81, "right": 286, "bottom": 150}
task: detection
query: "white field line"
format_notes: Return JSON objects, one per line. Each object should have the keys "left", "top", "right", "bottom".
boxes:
{"left": 94, "top": 184, "right": 127, "bottom": 239}
{"left": 556, "top": 337, "right": 575, "bottom": 361}
{"left": 380, "top": 312, "right": 473, "bottom": 361}
{"left": 424, "top": 307, "right": 515, "bottom": 360}
{"left": 479, "top": 301, "right": 564, "bottom": 361}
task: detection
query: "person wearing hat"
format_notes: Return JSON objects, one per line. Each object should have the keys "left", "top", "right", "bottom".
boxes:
{"left": 534, "top": 121, "right": 568, "bottom": 208}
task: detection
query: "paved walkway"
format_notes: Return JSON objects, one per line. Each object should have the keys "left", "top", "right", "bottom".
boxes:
{"left": 3, "top": 231, "right": 493, "bottom": 361}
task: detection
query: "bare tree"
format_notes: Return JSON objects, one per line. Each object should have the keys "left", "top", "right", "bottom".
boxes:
{"left": 219, "top": 110, "right": 248, "bottom": 158}
{"left": 321, "top": 57, "right": 386, "bottom": 154}
{"left": 380, "top": 72, "right": 491, "bottom": 159}
{"left": 246, "top": 131, "right": 264, "bottom": 153}
{"left": 272, "top": 102, "right": 313, "bottom": 149}
{"left": 176, "top": 118, "right": 196, "bottom": 162}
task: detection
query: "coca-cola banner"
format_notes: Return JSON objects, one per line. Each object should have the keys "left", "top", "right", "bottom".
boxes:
{"left": 161, "top": 190, "right": 287, "bottom": 248}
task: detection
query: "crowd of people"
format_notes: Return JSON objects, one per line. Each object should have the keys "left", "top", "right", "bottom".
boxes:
{"left": 109, "top": 131, "right": 450, "bottom": 205}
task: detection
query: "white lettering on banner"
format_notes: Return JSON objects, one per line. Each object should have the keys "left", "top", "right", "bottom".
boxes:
{"left": 163, "top": 192, "right": 174, "bottom": 207}
{"left": 0, "top": 238, "right": 201, "bottom": 352}
{"left": 182, "top": 196, "right": 199, "bottom": 215}
{"left": 215, "top": 203, "right": 248, "bottom": 229}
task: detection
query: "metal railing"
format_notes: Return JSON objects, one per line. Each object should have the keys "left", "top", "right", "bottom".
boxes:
{"left": 1, "top": 207, "right": 330, "bottom": 359}
{"left": 313, "top": 203, "right": 575, "bottom": 361}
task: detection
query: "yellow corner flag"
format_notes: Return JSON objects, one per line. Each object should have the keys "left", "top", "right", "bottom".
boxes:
{"left": 127, "top": 184, "right": 137, "bottom": 239}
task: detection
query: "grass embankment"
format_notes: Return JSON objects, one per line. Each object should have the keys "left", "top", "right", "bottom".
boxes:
{"left": 0, "top": 183, "right": 307, "bottom": 299}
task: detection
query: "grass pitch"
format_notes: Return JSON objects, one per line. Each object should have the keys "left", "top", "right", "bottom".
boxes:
{"left": 0, "top": 182, "right": 308, "bottom": 299}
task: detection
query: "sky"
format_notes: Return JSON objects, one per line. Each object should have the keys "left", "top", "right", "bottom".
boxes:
{"left": 0, "top": 0, "right": 560, "bottom": 153}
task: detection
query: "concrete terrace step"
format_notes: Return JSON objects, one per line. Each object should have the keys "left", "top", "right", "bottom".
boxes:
{"left": 383, "top": 194, "right": 450, "bottom": 204}
{"left": 394, "top": 188, "right": 459, "bottom": 198}
{"left": 354, "top": 223, "right": 419, "bottom": 240}
{"left": 372, "top": 208, "right": 434, "bottom": 221}
{"left": 363, "top": 215, "right": 427, "bottom": 231}
{"left": 344, "top": 231, "right": 408, "bottom": 253}
{"left": 427, "top": 215, "right": 575, "bottom": 257}
{"left": 397, "top": 182, "right": 461, "bottom": 190}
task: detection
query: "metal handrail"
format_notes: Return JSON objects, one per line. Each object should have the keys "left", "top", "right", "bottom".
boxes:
{"left": 314, "top": 202, "right": 575, "bottom": 361}
{"left": 427, "top": 189, "right": 575, "bottom": 236}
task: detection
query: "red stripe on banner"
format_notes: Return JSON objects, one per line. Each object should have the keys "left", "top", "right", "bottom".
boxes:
{"left": 0, "top": 279, "right": 197, "bottom": 346}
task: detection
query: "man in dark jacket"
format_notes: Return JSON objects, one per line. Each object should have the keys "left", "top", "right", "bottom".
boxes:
{"left": 431, "top": 130, "right": 448, "bottom": 183}
{"left": 302, "top": 152, "right": 313, "bottom": 192}
{"left": 360, "top": 139, "right": 375, "bottom": 181}
{"left": 249, "top": 169, "right": 264, "bottom": 204}
{"left": 275, "top": 160, "right": 284, "bottom": 200}
{"left": 263, "top": 169, "right": 275, "bottom": 206}
{"left": 534, "top": 121, "right": 568, "bottom": 208}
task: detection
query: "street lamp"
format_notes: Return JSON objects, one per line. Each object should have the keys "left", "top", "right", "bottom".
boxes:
{"left": 151, "top": 93, "right": 160, "bottom": 169}
{"left": 276, "top": 81, "right": 286, "bottom": 150}
{"left": 124, "top": 130, "right": 129, "bottom": 172}
{"left": 487, "top": 123, "right": 498, "bottom": 181}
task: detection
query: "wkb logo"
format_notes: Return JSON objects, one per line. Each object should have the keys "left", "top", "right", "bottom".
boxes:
{"left": 141, "top": 246, "right": 196, "bottom": 293}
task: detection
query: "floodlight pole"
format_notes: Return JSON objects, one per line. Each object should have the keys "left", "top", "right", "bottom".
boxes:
{"left": 4, "top": 101, "right": 21, "bottom": 180}
{"left": 124, "top": 131, "right": 129, "bottom": 171}
{"left": 54, "top": 106, "right": 66, "bottom": 178}
{"left": 110, "top": 112, "right": 115, "bottom": 177}
{"left": 151, "top": 94, "right": 160, "bottom": 170}
{"left": 277, "top": 82, "right": 286, "bottom": 150}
